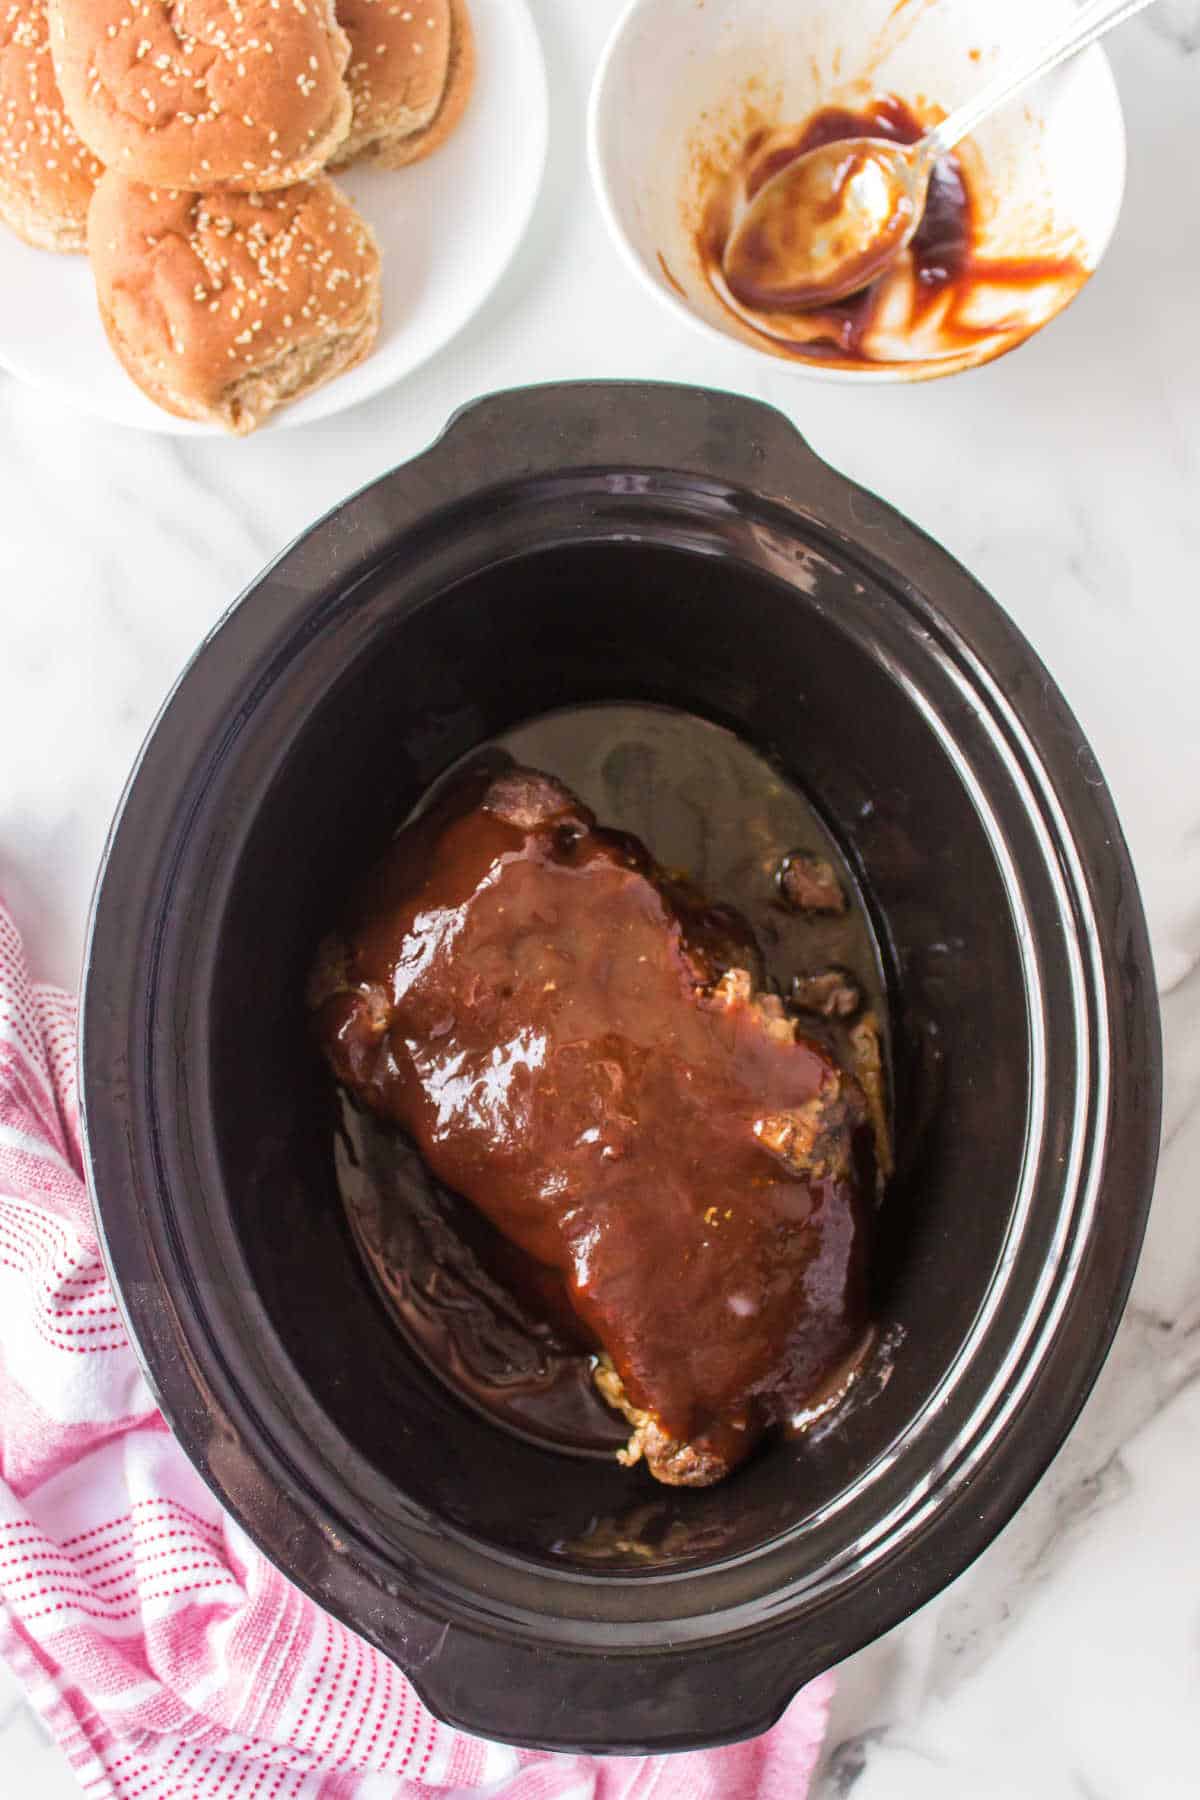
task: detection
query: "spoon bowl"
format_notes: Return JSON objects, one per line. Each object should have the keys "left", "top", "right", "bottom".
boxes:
{"left": 724, "top": 136, "right": 923, "bottom": 311}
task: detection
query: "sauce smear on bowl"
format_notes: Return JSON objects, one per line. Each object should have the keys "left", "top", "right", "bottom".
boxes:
{"left": 698, "top": 95, "right": 1087, "bottom": 370}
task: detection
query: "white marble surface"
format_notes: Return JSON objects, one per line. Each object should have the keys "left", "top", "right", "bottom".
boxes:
{"left": 1, "top": 2, "right": 1199, "bottom": 1795}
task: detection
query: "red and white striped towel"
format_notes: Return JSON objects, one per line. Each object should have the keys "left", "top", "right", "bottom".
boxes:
{"left": 0, "top": 897, "right": 833, "bottom": 1799}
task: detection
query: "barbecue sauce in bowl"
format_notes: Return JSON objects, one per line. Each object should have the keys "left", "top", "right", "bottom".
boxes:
{"left": 698, "top": 95, "right": 1087, "bottom": 370}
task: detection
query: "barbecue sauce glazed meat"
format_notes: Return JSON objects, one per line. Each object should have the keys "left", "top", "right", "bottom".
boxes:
{"left": 312, "top": 763, "right": 875, "bottom": 1485}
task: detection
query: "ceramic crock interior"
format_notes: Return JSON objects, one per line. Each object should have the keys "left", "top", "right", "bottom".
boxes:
{"left": 205, "top": 534, "right": 1027, "bottom": 1572}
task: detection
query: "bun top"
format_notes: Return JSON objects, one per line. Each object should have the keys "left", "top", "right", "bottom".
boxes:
{"left": 0, "top": 0, "right": 104, "bottom": 238}
{"left": 337, "top": 0, "right": 450, "bottom": 155}
{"left": 49, "top": 0, "right": 351, "bottom": 190}
{"left": 89, "top": 171, "right": 380, "bottom": 416}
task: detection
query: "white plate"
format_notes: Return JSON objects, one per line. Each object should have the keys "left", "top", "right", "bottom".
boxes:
{"left": 0, "top": 0, "right": 547, "bottom": 433}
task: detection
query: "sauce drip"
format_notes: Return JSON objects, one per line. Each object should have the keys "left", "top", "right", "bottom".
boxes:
{"left": 337, "top": 1095, "right": 630, "bottom": 1455}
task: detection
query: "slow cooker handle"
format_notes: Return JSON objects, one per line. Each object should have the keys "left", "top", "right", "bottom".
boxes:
{"left": 414, "top": 380, "right": 866, "bottom": 526}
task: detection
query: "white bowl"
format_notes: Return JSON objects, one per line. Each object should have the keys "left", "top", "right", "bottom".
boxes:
{"left": 588, "top": 0, "right": 1127, "bottom": 382}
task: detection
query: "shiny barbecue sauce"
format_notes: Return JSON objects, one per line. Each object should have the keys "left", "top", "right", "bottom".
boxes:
{"left": 698, "top": 94, "right": 1086, "bottom": 368}
{"left": 316, "top": 719, "right": 883, "bottom": 1481}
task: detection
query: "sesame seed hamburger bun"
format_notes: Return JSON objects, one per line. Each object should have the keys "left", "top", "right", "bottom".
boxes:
{"left": 88, "top": 168, "right": 381, "bottom": 432}
{"left": 0, "top": 0, "right": 104, "bottom": 251}
{"left": 333, "top": 0, "right": 471, "bottom": 171}
{"left": 49, "top": 0, "right": 352, "bottom": 192}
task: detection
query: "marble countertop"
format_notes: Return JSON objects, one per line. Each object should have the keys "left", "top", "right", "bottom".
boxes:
{"left": 2, "top": 1, "right": 1198, "bottom": 1794}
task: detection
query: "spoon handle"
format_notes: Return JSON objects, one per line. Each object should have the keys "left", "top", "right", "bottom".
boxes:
{"left": 925, "top": 0, "right": 1160, "bottom": 157}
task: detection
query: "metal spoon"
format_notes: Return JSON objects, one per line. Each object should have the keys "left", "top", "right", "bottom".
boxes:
{"left": 724, "top": 0, "right": 1159, "bottom": 312}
